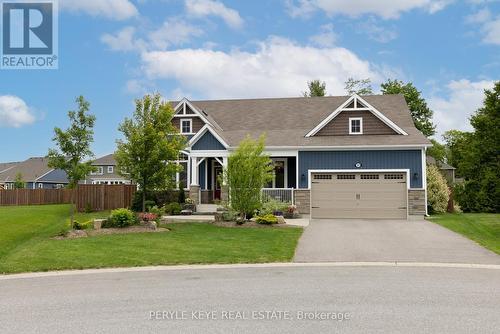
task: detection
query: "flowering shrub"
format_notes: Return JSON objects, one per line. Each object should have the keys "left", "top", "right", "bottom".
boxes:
{"left": 287, "top": 204, "right": 297, "bottom": 213}
{"left": 427, "top": 164, "right": 449, "bottom": 213}
{"left": 139, "top": 212, "right": 158, "bottom": 222}
{"left": 185, "top": 197, "right": 194, "bottom": 204}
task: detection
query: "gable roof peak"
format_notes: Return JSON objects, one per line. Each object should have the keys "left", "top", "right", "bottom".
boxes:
{"left": 304, "top": 94, "right": 408, "bottom": 137}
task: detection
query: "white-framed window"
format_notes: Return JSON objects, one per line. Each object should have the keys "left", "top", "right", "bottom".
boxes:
{"left": 91, "top": 166, "right": 104, "bottom": 175}
{"left": 107, "top": 166, "right": 114, "bottom": 173}
{"left": 37, "top": 183, "right": 43, "bottom": 189}
{"left": 349, "top": 117, "right": 363, "bottom": 135}
{"left": 180, "top": 119, "right": 192, "bottom": 134}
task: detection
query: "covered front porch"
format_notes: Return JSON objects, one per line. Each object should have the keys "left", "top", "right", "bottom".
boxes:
{"left": 187, "top": 152, "right": 298, "bottom": 205}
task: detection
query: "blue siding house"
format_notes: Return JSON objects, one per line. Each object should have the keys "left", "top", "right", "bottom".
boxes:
{"left": 171, "top": 94, "right": 431, "bottom": 219}
{"left": 0, "top": 157, "right": 68, "bottom": 189}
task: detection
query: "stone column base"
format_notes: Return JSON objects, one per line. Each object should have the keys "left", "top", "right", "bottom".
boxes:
{"left": 189, "top": 185, "right": 200, "bottom": 205}
{"left": 294, "top": 189, "right": 310, "bottom": 214}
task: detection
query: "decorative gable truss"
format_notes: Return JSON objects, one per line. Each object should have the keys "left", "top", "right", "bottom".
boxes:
{"left": 173, "top": 98, "right": 215, "bottom": 135}
{"left": 305, "top": 94, "right": 408, "bottom": 137}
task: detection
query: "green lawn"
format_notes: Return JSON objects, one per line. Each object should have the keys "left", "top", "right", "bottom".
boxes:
{"left": 0, "top": 205, "right": 302, "bottom": 274}
{"left": 428, "top": 213, "right": 500, "bottom": 254}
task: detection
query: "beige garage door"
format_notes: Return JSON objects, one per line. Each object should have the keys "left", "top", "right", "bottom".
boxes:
{"left": 311, "top": 172, "right": 407, "bottom": 219}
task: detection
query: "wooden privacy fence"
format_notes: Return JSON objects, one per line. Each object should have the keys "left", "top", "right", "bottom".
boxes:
{"left": 75, "top": 185, "right": 136, "bottom": 212}
{"left": 0, "top": 185, "right": 136, "bottom": 212}
{"left": 0, "top": 188, "right": 73, "bottom": 206}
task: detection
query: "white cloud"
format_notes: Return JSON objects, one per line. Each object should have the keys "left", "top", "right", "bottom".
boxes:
{"left": 358, "top": 19, "right": 398, "bottom": 43}
{"left": 101, "top": 19, "right": 202, "bottom": 52}
{"left": 482, "top": 17, "right": 500, "bottom": 44}
{"left": 148, "top": 18, "right": 204, "bottom": 49}
{"left": 429, "top": 79, "right": 494, "bottom": 138}
{"left": 185, "top": 0, "right": 244, "bottom": 28}
{"left": 101, "top": 27, "right": 144, "bottom": 51}
{"left": 60, "top": 0, "right": 138, "bottom": 20}
{"left": 0, "top": 96, "right": 36, "bottom": 128}
{"left": 309, "top": 23, "right": 337, "bottom": 47}
{"left": 287, "top": 0, "right": 452, "bottom": 19}
{"left": 140, "top": 36, "right": 385, "bottom": 99}
{"left": 465, "top": 8, "right": 491, "bottom": 23}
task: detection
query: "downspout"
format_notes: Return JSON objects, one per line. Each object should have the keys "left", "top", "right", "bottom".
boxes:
{"left": 423, "top": 147, "right": 428, "bottom": 217}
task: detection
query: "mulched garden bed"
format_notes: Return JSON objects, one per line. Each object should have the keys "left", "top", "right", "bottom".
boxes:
{"left": 212, "top": 221, "right": 291, "bottom": 228}
{"left": 53, "top": 225, "right": 169, "bottom": 239}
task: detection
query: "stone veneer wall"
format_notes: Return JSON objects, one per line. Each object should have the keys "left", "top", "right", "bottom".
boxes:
{"left": 294, "top": 189, "right": 310, "bottom": 215}
{"left": 408, "top": 189, "right": 426, "bottom": 216}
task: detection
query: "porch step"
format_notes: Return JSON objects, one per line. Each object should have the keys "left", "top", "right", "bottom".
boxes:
{"left": 196, "top": 204, "right": 221, "bottom": 214}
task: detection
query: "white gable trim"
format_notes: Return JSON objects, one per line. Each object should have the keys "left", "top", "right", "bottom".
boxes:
{"left": 173, "top": 98, "right": 213, "bottom": 127}
{"left": 188, "top": 124, "right": 229, "bottom": 149}
{"left": 305, "top": 94, "right": 408, "bottom": 137}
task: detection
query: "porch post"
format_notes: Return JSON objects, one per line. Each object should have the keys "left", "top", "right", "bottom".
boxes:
{"left": 189, "top": 157, "right": 200, "bottom": 204}
{"left": 220, "top": 157, "right": 229, "bottom": 202}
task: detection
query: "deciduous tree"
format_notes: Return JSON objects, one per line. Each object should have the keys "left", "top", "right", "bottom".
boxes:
{"left": 344, "top": 77, "right": 373, "bottom": 95}
{"left": 48, "top": 96, "right": 96, "bottom": 224}
{"left": 223, "top": 135, "right": 274, "bottom": 220}
{"left": 115, "top": 93, "right": 186, "bottom": 212}
{"left": 381, "top": 79, "right": 435, "bottom": 137}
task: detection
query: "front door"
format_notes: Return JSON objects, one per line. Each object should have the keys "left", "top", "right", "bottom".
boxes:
{"left": 213, "top": 165, "right": 223, "bottom": 200}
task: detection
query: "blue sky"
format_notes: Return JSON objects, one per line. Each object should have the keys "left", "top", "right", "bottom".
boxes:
{"left": 0, "top": 0, "right": 499, "bottom": 161}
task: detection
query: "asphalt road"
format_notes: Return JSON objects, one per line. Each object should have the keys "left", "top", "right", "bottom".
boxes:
{"left": 1, "top": 265, "right": 499, "bottom": 334}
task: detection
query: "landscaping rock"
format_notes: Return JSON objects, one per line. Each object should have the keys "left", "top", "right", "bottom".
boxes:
{"left": 214, "top": 212, "right": 224, "bottom": 222}
{"left": 93, "top": 219, "right": 106, "bottom": 230}
{"left": 276, "top": 216, "right": 286, "bottom": 224}
{"left": 140, "top": 221, "right": 158, "bottom": 230}
{"left": 181, "top": 209, "right": 193, "bottom": 215}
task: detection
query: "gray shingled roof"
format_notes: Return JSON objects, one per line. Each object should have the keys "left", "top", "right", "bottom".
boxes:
{"left": 92, "top": 154, "right": 117, "bottom": 166}
{"left": 0, "top": 157, "right": 54, "bottom": 182}
{"left": 181, "top": 94, "right": 431, "bottom": 147}
{"left": 0, "top": 162, "right": 19, "bottom": 173}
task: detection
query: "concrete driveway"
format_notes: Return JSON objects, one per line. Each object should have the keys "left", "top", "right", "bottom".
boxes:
{"left": 294, "top": 219, "right": 500, "bottom": 264}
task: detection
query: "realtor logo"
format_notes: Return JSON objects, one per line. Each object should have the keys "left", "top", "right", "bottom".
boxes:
{"left": 1, "top": 0, "right": 58, "bottom": 69}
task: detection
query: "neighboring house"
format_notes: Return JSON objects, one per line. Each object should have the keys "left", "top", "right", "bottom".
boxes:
{"left": 426, "top": 156, "right": 456, "bottom": 184}
{"left": 0, "top": 157, "right": 68, "bottom": 189}
{"left": 172, "top": 94, "right": 431, "bottom": 219}
{"left": 83, "top": 154, "right": 132, "bottom": 185}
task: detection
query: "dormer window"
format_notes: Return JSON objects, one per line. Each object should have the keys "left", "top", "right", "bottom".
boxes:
{"left": 349, "top": 117, "right": 363, "bottom": 135}
{"left": 180, "top": 119, "right": 192, "bottom": 134}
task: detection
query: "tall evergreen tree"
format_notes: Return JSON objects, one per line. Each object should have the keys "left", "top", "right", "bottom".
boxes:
{"left": 303, "top": 80, "right": 326, "bottom": 97}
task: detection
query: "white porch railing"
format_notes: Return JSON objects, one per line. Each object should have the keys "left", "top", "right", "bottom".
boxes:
{"left": 261, "top": 188, "right": 294, "bottom": 204}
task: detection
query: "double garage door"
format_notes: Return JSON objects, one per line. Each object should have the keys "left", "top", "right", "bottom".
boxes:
{"left": 311, "top": 172, "right": 407, "bottom": 219}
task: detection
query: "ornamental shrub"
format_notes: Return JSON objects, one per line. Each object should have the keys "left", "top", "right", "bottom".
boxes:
{"left": 426, "top": 164, "right": 449, "bottom": 213}
{"left": 108, "top": 208, "right": 136, "bottom": 228}
{"left": 164, "top": 202, "right": 182, "bottom": 215}
{"left": 73, "top": 220, "right": 93, "bottom": 230}
{"left": 255, "top": 214, "right": 278, "bottom": 225}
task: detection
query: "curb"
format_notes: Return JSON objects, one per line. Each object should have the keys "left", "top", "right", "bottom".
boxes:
{"left": 2, "top": 261, "right": 500, "bottom": 280}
